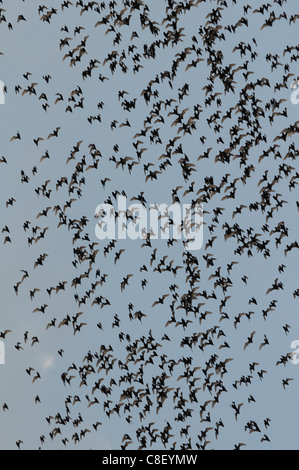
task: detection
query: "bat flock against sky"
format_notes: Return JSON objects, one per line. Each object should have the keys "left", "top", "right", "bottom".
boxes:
{"left": 0, "top": 0, "right": 299, "bottom": 451}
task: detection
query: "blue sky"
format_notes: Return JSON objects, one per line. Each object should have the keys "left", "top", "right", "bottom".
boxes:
{"left": 0, "top": 0, "right": 299, "bottom": 450}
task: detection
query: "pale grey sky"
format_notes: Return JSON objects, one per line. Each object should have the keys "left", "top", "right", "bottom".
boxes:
{"left": 0, "top": 0, "right": 299, "bottom": 450}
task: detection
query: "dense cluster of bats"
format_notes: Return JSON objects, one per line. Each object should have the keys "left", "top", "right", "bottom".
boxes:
{"left": 0, "top": 0, "right": 299, "bottom": 451}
